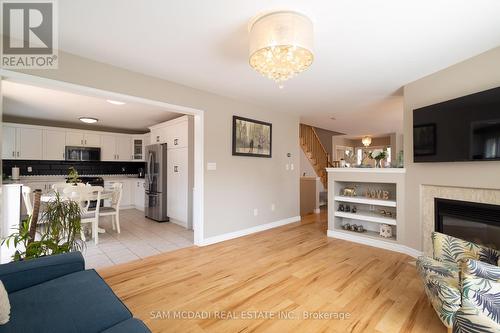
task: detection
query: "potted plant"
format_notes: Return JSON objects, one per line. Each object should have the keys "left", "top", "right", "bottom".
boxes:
{"left": 369, "top": 149, "right": 388, "bottom": 168}
{"left": 2, "top": 192, "right": 84, "bottom": 261}
{"left": 67, "top": 167, "right": 81, "bottom": 185}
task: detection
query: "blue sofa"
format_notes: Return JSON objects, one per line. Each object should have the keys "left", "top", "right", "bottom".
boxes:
{"left": 0, "top": 252, "right": 150, "bottom": 333}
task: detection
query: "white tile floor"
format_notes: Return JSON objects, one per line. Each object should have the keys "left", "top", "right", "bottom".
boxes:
{"left": 83, "top": 209, "right": 193, "bottom": 269}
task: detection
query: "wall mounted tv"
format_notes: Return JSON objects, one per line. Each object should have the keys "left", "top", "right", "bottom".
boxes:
{"left": 413, "top": 86, "right": 500, "bottom": 162}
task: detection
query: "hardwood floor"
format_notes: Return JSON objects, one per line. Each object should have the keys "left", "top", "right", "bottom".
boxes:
{"left": 99, "top": 211, "right": 444, "bottom": 333}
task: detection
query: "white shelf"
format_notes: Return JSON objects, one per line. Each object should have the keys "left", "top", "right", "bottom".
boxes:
{"left": 334, "top": 211, "right": 396, "bottom": 225}
{"left": 332, "top": 228, "right": 397, "bottom": 242}
{"left": 334, "top": 195, "right": 396, "bottom": 207}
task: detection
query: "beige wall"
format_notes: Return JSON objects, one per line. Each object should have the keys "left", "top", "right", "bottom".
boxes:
{"left": 403, "top": 46, "right": 500, "bottom": 250}
{"left": 4, "top": 51, "right": 300, "bottom": 239}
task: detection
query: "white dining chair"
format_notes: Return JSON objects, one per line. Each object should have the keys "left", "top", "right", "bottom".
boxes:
{"left": 21, "top": 185, "right": 33, "bottom": 217}
{"left": 63, "top": 185, "right": 103, "bottom": 245}
{"left": 99, "top": 182, "right": 122, "bottom": 233}
{"left": 52, "top": 182, "right": 84, "bottom": 194}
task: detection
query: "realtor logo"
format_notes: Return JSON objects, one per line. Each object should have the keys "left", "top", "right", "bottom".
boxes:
{"left": 1, "top": 0, "right": 58, "bottom": 69}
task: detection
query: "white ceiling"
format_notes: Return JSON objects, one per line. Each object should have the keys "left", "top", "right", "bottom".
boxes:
{"left": 2, "top": 81, "right": 182, "bottom": 132}
{"left": 30, "top": 1, "right": 500, "bottom": 135}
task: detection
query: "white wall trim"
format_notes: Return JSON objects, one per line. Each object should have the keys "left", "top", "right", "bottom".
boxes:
{"left": 200, "top": 216, "right": 301, "bottom": 246}
{"left": 0, "top": 70, "right": 206, "bottom": 246}
{"left": 327, "top": 229, "right": 422, "bottom": 258}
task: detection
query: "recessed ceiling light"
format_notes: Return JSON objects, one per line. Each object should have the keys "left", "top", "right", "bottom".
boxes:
{"left": 106, "top": 99, "right": 125, "bottom": 105}
{"left": 79, "top": 117, "right": 98, "bottom": 124}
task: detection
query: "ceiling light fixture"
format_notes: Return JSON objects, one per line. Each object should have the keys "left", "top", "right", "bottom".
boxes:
{"left": 362, "top": 136, "right": 372, "bottom": 147}
{"left": 79, "top": 117, "right": 98, "bottom": 124}
{"left": 248, "top": 10, "right": 314, "bottom": 88}
{"left": 106, "top": 99, "right": 125, "bottom": 105}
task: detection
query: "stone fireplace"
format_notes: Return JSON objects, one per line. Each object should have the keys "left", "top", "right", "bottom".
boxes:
{"left": 421, "top": 185, "right": 500, "bottom": 255}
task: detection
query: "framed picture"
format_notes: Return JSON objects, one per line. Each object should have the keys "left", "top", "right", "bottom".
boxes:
{"left": 232, "top": 116, "right": 272, "bottom": 158}
{"left": 413, "top": 123, "right": 436, "bottom": 156}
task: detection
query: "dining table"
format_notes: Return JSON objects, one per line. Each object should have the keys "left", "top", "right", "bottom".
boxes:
{"left": 40, "top": 190, "right": 115, "bottom": 234}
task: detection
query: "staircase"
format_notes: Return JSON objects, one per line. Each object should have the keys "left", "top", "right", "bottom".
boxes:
{"left": 299, "top": 124, "right": 333, "bottom": 189}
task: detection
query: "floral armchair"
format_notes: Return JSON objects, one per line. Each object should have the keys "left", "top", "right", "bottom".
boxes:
{"left": 416, "top": 232, "right": 500, "bottom": 332}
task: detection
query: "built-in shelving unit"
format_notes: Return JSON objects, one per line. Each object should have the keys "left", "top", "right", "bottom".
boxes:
{"left": 326, "top": 168, "right": 406, "bottom": 251}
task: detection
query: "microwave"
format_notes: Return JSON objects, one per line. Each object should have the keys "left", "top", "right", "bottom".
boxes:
{"left": 65, "top": 146, "right": 101, "bottom": 161}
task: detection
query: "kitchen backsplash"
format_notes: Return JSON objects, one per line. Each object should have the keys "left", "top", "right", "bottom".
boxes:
{"left": 2, "top": 160, "right": 146, "bottom": 177}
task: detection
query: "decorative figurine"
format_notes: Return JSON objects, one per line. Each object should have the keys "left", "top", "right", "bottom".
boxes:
{"left": 345, "top": 205, "right": 351, "bottom": 213}
{"left": 379, "top": 224, "right": 393, "bottom": 238}
{"left": 382, "top": 190, "right": 390, "bottom": 200}
{"left": 341, "top": 186, "right": 357, "bottom": 197}
{"left": 351, "top": 206, "right": 357, "bottom": 213}
{"left": 356, "top": 225, "right": 365, "bottom": 232}
{"left": 342, "top": 223, "right": 350, "bottom": 230}
{"left": 338, "top": 204, "right": 345, "bottom": 212}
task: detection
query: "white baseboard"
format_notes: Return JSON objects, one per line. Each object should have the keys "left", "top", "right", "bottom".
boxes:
{"left": 327, "top": 229, "right": 423, "bottom": 258}
{"left": 200, "top": 216, "right": 301, "bottom": 246}
{"left": 313, "top": 208, "right": 321, "bottom": 214}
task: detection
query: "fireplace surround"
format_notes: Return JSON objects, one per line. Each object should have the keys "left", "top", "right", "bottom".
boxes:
{"left": 435, "top": 198, "right": 500, "bottom": 249}
{"left": 421, "top": 185, "right": 500, "bottom": 255}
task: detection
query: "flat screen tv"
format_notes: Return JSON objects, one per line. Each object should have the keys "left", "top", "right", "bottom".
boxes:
{"left": 413, "top": 86, "right": 500, "bottom": 162}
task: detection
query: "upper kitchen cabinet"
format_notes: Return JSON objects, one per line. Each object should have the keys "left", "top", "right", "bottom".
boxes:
{"left": 148, "top": 115, "right": 193, "bottom": 149}
{"left": 116, "top": 136, "right": 132, "bottom": 161}
{"left": 132, "top": 135, "right": 147, "bottom": 161}
{"left": 65, "top": 131, "right": 101, "bottom": 147}
{"left": 43, "top": 130, "right": 66, "bottom": 160}
{"left": 101, "top": 134, "right": 132, "bottom": 161}
{"left": 2, "top": 125, "right": 43, "bottom": 160}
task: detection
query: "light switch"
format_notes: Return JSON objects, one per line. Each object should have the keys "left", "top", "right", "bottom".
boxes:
{"left": 207, "top": 162, "right": 217, "bottom": 171}
{"left": 286, "top": 164, "right": 290, "bottom": 171}
{"left": 253, "top": 208, "right": 258, "bottom": 216}
{"left": 290, "top": 163, "right": 294, "bottom": 170}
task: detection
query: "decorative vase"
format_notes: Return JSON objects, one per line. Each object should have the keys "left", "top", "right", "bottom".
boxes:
{"left": 375, "top": 159, "right": 382, "bottom": 168}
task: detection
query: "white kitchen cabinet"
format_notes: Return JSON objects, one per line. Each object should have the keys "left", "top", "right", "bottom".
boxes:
{"left": 18, "top": 128, "right": 43, "bottom": 160}
{"left": 65, "top": 131, "right": 101, "bottom": 147}
{"left": 43, "top": 130, "right": 66, "bottom": 160}
{"left": 167, "top": 120, "right": 188, "bottom": 149}
{"left": 167, "top": 147, "right": 189, "bottom": 226}
{"left": 100, "top": 135, "right": 116, "bottom": 161}
{"left": 132, "top": 136, "right": 146, "bottom": 161}
{"left": 65, "top": 131, "right": 84, "bottom": 146}
{"left": 2, "top": 126, "right": 17, "bottom": 159}
{"left": 150, "top": 126, "right": 167, "bottom": 144}
{"left": 134, "top": 179, "right": 145, "bottom": 210}
{"left": 101, "top": 135, "right": 132, "bottom": 161}
{"left": 116, "top": 136, "right": 132, "bottom": 161}
{"left": 2, "top": 126, "right": 42, "bottom": 160}
{"left": 84, "top": 133, "right": 101, "bottom": 147}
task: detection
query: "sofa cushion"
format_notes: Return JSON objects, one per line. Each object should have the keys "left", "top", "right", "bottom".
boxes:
{"left": 0, "top": 281, "right": 10, "bottom": 325}
{"left": 0, "top": 269, "right": 132, "bottom": 333}
{"left": 101, "top": 318, "right": 150, "bottom": 333}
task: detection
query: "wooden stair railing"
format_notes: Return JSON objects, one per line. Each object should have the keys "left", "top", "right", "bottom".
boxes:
{"left": 299, "top": 124, "right": 333, "bottom": 189}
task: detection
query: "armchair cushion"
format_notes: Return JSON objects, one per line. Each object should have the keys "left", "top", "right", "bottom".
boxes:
{"left": 416, "top": 256, "right": 461, "bottom": 327}
{"left": 453, "top": 306, "right": 500, "bottom": 333}
{"left": 432, "top": 232, "right": 500, "bottom": 266}
{"left": 460, "top": 259, "right": 500, "bottom": 326}
{"left": 0, "top": 252, "right": 84, "bottom": 293}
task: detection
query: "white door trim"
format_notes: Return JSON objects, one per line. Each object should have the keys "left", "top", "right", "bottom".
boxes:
{"left": 0, "top": 69, "right": 206, "bottom": 246}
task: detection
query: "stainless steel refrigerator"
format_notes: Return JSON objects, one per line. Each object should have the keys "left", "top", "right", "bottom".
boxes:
{"left": 145, "top": 143, "right": 169, "bottom": 222}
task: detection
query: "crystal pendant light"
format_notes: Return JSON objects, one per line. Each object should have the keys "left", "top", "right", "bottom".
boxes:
{"left": 248, "top": 11, "right": 314, "bottom": 88}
